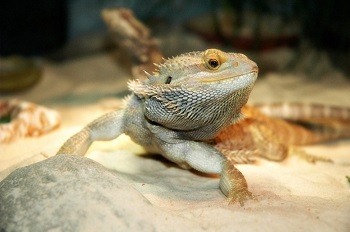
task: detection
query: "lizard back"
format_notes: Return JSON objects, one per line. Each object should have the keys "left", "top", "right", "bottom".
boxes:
{"left": 215, "top": 104, "right": 350, "bottom": 150}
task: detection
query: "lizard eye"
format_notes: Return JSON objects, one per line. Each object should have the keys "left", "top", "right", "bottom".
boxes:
{"left": 208, "top": 59, "right": 219, "bottom": 69}
{"left": 165, "top": 76, "right": 172, "bottom": 84}
{"left": 203, "top": 49, "right": 225, "bottom": 70}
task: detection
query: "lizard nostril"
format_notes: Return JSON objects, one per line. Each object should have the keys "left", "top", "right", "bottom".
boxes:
{"left": 233, "top": 61, "right": 239, "bottom": 67}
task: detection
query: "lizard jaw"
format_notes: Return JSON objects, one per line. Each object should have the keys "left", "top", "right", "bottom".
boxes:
{"left": 199, "top": 71, "right": 258, "bottom": 83}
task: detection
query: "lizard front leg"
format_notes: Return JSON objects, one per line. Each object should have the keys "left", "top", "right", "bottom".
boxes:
{"left": 159, "top": 140, "right": 252, "bottom": 205}
{"left": 220, "top": 160, "right": 253, "bottom": 205}
{"left": 57, "top": 110, "right": 125, "bottom": 156}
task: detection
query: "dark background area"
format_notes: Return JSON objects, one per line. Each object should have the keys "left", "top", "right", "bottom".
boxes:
{"left": 0, "top": 0, "right": 68, "bottom": 56}
{"left": 0, "top": 0, "right": 349, "bottom": 73}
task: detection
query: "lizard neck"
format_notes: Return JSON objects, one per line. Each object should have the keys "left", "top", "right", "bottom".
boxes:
{"left": 175, "top": 85, "right": 253, "bottom": 140}
{"left": 137, "top": 82, "right": 254, "bottom": 141}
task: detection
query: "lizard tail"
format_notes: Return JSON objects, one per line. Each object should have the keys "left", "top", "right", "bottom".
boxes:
{"left": 252, "top": 102, "right": 350, "bottom": 144}
{"left": 253, "top": 102, "right": 350, "bottom": 121}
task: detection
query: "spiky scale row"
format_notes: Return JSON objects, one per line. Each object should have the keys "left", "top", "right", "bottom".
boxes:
{"left": 156, "top": 51, "right": 203, "bottom": 74}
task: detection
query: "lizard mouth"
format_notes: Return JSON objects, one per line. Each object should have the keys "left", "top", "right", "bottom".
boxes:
{"left": 200, "top": 71, "right": 258, "bottom": 83}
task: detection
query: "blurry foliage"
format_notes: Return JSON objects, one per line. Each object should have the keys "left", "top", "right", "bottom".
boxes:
{"left": 218, "top": 0, "right": 349, "bottom": 51}
{"left": 1, "top": 0, "right": 348, "bottom": 66}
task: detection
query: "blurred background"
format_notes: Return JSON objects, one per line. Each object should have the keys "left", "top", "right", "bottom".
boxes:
{"left": 0, "top": 0, "right": 349, "bottom": 94}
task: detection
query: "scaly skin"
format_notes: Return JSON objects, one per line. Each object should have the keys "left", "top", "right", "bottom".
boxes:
{"left": 57, "top": 48, "right": 350, "bottom": 205}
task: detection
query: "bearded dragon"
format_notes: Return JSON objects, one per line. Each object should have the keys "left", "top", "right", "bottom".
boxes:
{"left": 57, "top": 49, "right": 350, "bottom": 205}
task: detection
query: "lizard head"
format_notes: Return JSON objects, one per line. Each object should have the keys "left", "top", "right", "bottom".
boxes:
{"left": 128, "top": 49, "right": 258, "bottom": 135}
{"left": 130, "top": 48, "right": 257, "bottom": 90}
{"left": 137, "top": 48, "right": 258, "bottom": 86}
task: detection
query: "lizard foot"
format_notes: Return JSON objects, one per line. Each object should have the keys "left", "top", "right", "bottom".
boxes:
{"left": 219, "top": 161, "right": 253, "bottom": 206}
{"left": 289, "top": 147, "right": 333, "bottom": 164}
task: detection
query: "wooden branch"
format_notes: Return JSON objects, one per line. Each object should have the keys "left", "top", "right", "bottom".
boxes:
{"left": 101, "top": 8, "right": 163, "bottom": 79}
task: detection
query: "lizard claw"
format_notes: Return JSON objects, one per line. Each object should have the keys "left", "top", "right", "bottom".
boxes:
{"left": 228, "top": 188, "right": 254, "bottom": 206}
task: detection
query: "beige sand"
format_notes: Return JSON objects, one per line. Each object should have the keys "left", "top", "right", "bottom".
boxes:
{"left": 1, "top": 53, "right": 349, "bottom": 231}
